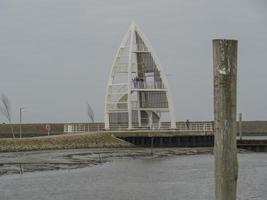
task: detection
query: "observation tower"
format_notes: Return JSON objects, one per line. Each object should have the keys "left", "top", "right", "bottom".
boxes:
{"left": 105, "top": 22, "right": 176, "bottom": 129}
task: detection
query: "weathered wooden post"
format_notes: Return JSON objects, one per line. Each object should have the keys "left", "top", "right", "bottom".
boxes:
{"left": 213, "top": 39, "right": 238, "bottom": 200}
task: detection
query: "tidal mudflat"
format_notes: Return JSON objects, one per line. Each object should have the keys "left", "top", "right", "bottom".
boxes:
{"left": 0, "top": 148, "right": 212, "bottom": 175}
{"left": 0, "top": 149, "right": 266, "bottom": 200}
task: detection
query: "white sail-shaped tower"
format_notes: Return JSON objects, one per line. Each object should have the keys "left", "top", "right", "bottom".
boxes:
{"left": 105, "top": 22, "right": 176, "bottom": 129}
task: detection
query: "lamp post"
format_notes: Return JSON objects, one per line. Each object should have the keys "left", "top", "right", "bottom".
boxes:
{"left": 19, "top": 107, "right": 25, "bottom": 139}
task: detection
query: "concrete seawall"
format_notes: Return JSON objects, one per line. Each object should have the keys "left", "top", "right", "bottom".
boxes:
{"left": 239, "top": 121, "right": 267, "bottom": 135}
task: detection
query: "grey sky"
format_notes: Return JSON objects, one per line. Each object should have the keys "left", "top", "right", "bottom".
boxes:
{"left": 0, "top": 0, "right": 266, "bottom": 123}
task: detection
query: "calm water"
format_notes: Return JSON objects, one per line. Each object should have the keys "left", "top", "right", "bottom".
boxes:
{"left": 0, "top": 151, "right": 267, "bottom": 200}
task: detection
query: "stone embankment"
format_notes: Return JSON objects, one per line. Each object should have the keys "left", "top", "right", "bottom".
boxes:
{"left": 0, "top": 132, "right": 132, "bottom": 152}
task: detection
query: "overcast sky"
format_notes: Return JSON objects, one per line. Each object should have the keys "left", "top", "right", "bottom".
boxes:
{"left": 0, "top": 0, "right": 267, "bottom": 123}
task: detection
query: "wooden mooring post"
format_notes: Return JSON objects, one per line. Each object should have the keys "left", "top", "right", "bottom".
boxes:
{"left": 213, "top": 39, "right": 238, "bottom": 200}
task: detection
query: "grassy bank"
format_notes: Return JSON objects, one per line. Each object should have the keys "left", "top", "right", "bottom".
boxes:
{"left": 0, "top": 132, "right": 132, "bottom": 152}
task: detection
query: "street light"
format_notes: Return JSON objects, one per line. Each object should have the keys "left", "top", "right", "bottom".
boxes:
{"left": 19, "top": 107, "right": 25, "bottom": 139}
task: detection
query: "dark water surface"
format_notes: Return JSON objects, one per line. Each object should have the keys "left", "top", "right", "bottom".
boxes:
{"left": 0, "top": 150, "right": 266, "bottom": 200}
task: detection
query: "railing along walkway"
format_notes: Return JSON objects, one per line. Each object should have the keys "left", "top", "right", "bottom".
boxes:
{"left": 64, "top": 122, "right": 214, "bottom": 133}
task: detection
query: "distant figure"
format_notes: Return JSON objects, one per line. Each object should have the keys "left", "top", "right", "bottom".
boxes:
{"left": 212, "top": 121, "right": 215, "bottom": 131}
{"left": 186, "top": 120, "right": 190, "bottom": 130}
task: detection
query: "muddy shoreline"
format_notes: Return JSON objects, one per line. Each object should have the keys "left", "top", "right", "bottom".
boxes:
{"left": 0, "top": 148, "right": 217, "bottom": 176}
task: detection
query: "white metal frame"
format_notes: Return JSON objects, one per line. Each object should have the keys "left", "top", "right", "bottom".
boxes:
{"left": 105, "top": 22, "right": 176, "bottom": 129}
